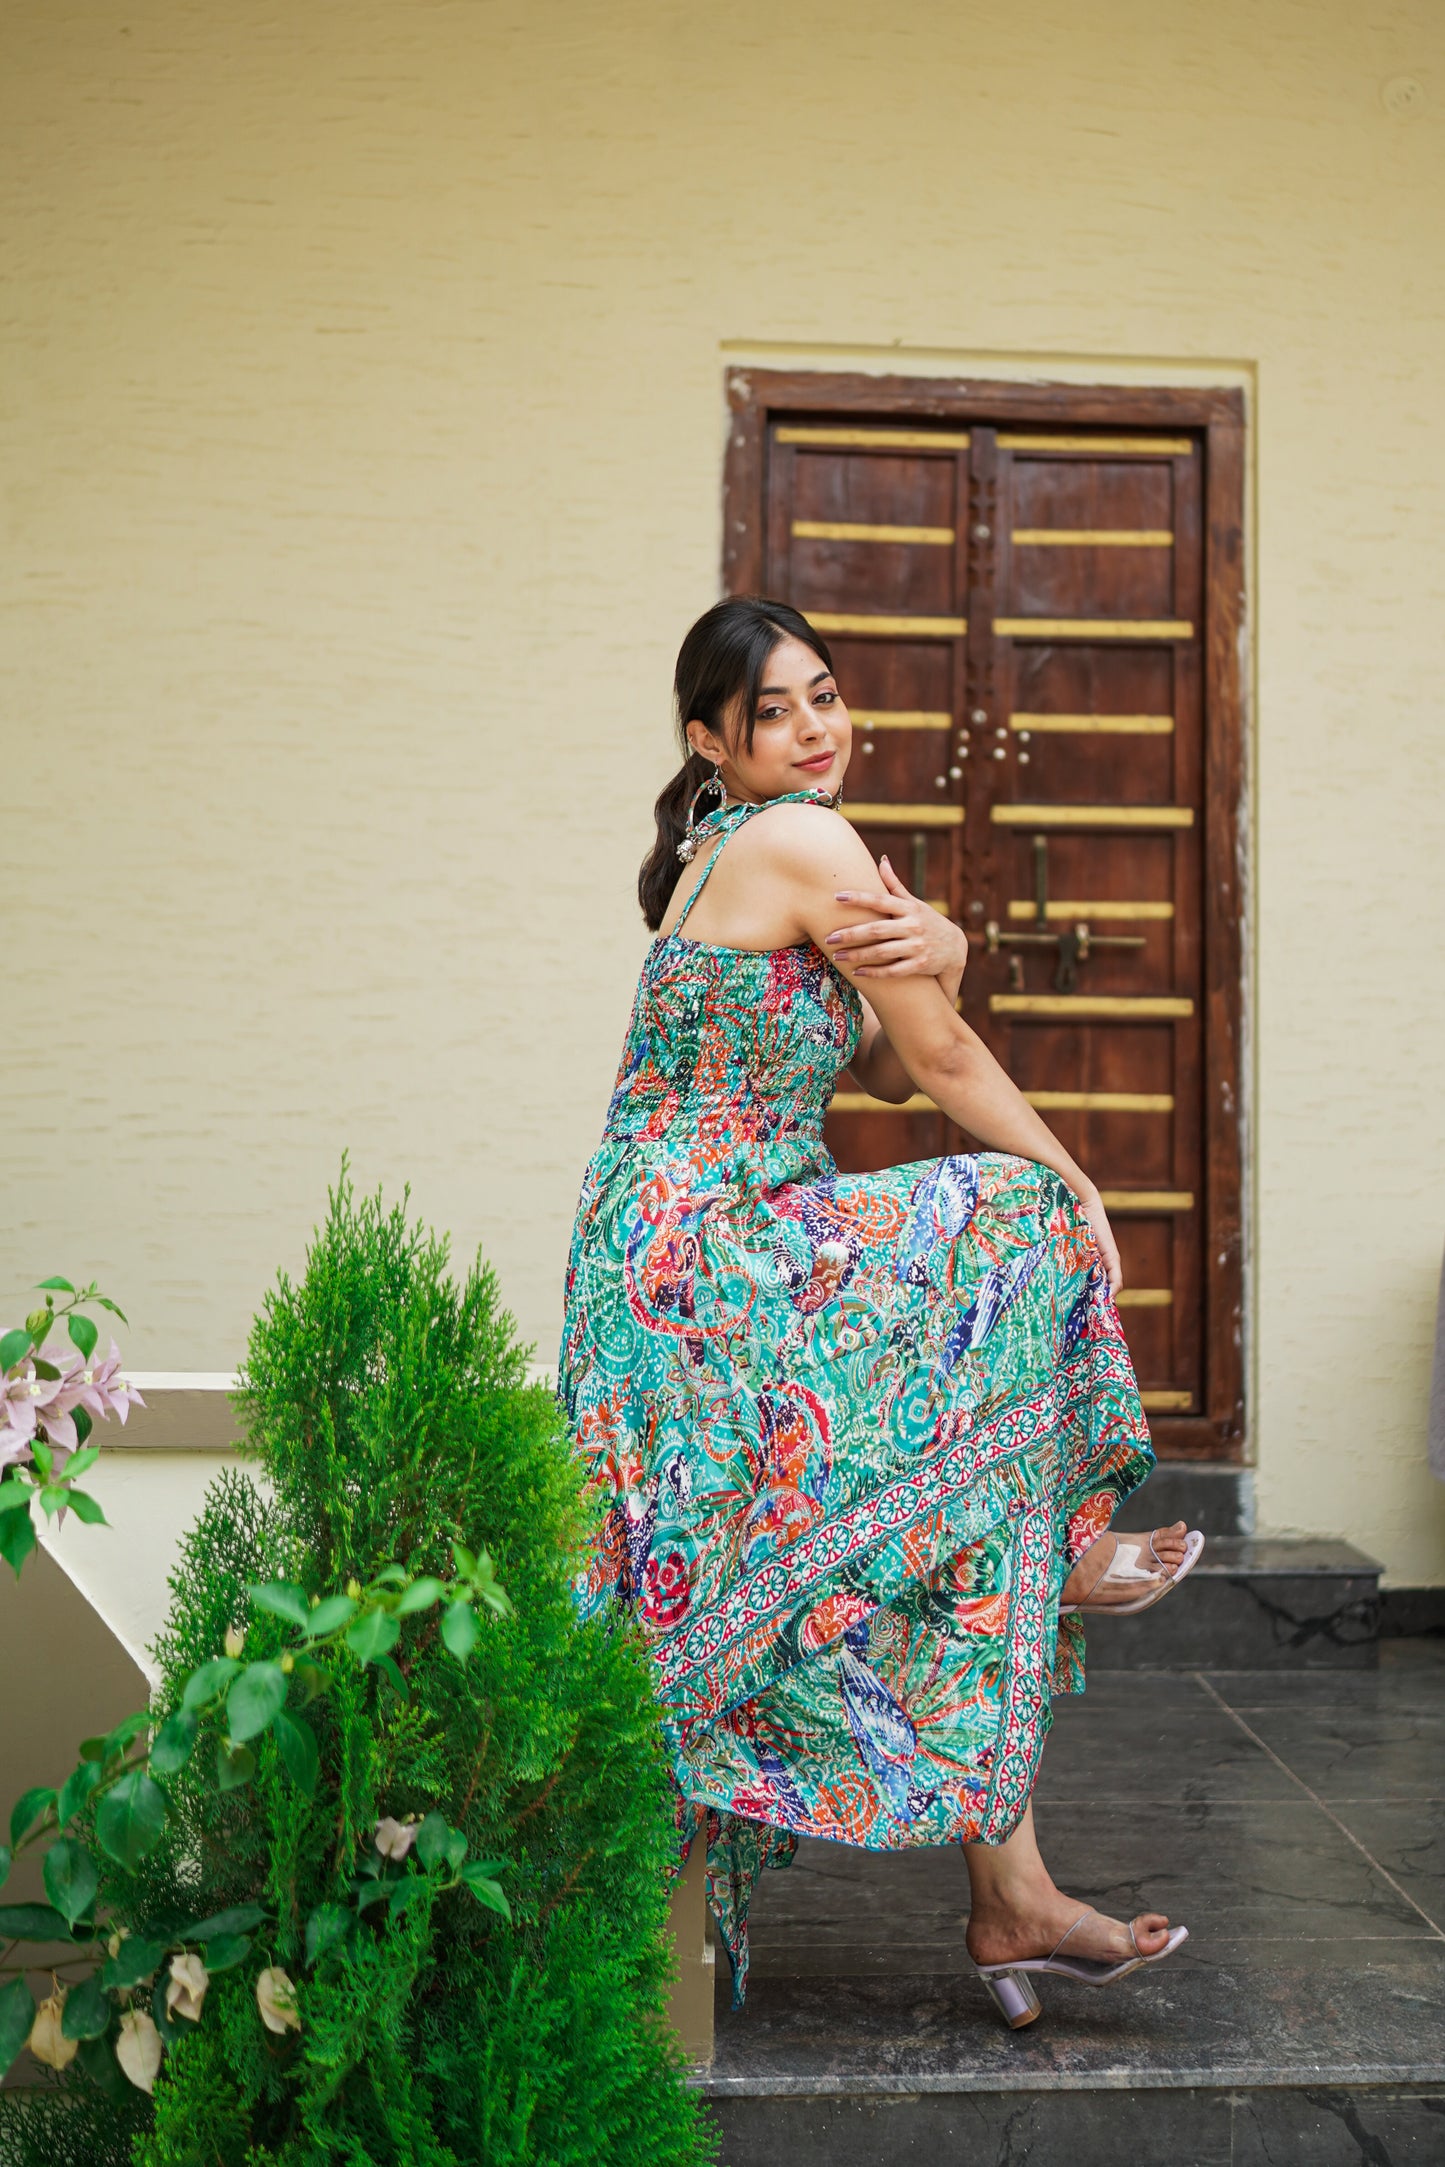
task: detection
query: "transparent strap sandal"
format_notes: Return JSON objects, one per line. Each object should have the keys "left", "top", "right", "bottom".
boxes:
{"left": 975, "top": 1909, "right": 1191, "bottom": 2029}
{"left": 1060, "top": 1527, "right": 1206, "bottom": 1618}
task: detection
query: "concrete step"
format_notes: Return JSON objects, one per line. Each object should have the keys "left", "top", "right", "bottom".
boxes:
{"left": 701, "top": 1649, "right": 1445, "bottom": 2163}
{"left": 1088, "top": 1537, "right": 1383, "bottom": 1671}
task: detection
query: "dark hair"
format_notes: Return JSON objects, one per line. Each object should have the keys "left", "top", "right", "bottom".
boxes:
{"left": 637, "top": 596, "right": 835, "bottom": 930}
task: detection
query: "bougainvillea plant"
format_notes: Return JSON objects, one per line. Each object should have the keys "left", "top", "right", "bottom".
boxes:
{"left": 0, "top": 1548, "right": 513, "bottom": 2097}
{"left": 0, "top": 1277, "right": 142, "bottom": 1576}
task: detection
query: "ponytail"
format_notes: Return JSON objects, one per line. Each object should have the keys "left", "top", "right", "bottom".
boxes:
{"left": 638, "top": 752, "right": 712, "bottom": 931}
{"left": 638, "top": 596, "right": 834, "bottom": 932}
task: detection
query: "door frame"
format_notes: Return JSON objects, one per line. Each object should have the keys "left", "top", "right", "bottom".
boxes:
{"left": 722, "top": 368, "right": 1248, "bottom": 1462}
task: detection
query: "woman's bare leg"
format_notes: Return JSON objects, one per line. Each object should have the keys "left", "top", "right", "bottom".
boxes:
{"left": 963, "top": 1801, "right": 1173, "bottom": 1967}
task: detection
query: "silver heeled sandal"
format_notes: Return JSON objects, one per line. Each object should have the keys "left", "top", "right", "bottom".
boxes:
{"left": 974, "top": 1908, "right": 1191, "bottom": 2029}
{"left": 1059, "top": 1527, "right": 1206, "bottom": 1618}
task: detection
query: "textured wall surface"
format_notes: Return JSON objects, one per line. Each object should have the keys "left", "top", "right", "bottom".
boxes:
{"left": 4, "top": 0, "right": 1444, "bottom": 1578}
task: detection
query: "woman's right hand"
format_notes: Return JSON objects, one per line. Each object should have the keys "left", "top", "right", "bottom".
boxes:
{"left": 1078, "top": 1187, "right": 1123, "bottom": 1296}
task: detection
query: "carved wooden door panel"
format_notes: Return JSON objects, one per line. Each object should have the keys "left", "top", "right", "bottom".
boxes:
{"left": 731, "top": 374, "right": 1245, "bottom": 1460}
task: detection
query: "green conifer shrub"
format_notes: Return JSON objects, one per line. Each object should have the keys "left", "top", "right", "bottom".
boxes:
{"left": 0, "top": 1176, "right": 714, "bottom": 2167}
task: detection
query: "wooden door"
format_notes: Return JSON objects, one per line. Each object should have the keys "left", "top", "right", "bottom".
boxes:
{"left": 725, "top": 372, "right": 1245, "bottom": 1461}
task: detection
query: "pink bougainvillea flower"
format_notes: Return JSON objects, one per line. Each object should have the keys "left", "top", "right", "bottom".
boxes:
{"left": 0, "top": 1358, "right": 79, "bottom": 1454}
{"left": 65, "top": 1340, "right": 145, "bottom": 1426}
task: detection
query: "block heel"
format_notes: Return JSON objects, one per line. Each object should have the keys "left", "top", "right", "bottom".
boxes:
{"left": 978, "top": 1967, "right": 1042, "bottom": 2028}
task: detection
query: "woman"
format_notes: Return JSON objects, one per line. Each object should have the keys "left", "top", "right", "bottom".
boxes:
{"left": 559, "top": 597, "right": 1202, "bottom": 2028}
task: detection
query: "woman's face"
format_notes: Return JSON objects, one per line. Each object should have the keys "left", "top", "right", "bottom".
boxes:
{"left": 687, "top": 635, "right": 851, "bottom": 804}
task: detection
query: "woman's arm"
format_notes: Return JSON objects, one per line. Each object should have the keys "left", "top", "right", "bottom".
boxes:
{"left": 781, "top": 812, "right": 1122, "bottom": 1289}
{"left": 827, "top": 856, "right": 968, "bottom": 1103}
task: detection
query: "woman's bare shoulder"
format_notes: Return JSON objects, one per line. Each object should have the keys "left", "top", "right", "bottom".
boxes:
{"left": 737, "top": 799, "right": 874, "bottom": 878}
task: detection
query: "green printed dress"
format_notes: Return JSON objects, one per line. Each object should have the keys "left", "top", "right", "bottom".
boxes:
{"left": 558, "top": 793, "right": 1153, "bottom": 2001}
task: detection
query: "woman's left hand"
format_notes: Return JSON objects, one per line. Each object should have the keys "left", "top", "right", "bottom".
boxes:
{"left": 826, "top": 856, "right": 970, "bottom": 984}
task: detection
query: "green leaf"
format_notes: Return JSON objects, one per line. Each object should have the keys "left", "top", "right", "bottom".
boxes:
{"left": 71, "top": 1406, "right": 93, "bottom": 1447}
{"left": 0, "top": 1479, "right": 32, "bottom": 1515}
{"left": 39, "top": 1483, "right": 71, "bottom": 1518}
{"left": 272, "top": 1709, "right": 319, "bottom": 1797}
{"left": 303, "top": 1593, "right": 357, "bottom": 1637}
{"left": 60, "top": 1972, "right": 112, "bottom": 2041}
{"left": 354, "top": 1879, "right": 391, "bottom": 1911}
{"left": 181, "top": 1656, "right": 242, "bottom": 1712}
{"left": 216, "top": 1739, "right": 255, "bottom": 1792}
{"left": 183, "top": 1903, "right": 266, "bottom": 1941}
{"left": 0, "top": 1506, "right": 36, "bottom": 1576}
{"left": 94, "top": 1297, "right": 129, "bottom": 1322}
{"left": 99, "top": 1935, "right": 166, "bottom": 1990}
{"left": 227, "top": 1661, "right": 287, "bottom": 1742}
{"left": 35, "top": 1277, "right": 75, "bottom": 1293}
{"left": 76, "top": 2029, "right": 130, "bottom": 2104}
{"left": 451, "top": 1541, "right": 477, "bottom": 1579}
{"left": 291, "top": 1658, "right": 327, "bottom": 1704}
{"left": 376, "top": 1654, "right": 411, "bottom": 1699}
{"left": 149, "top": 1709, "right": 199, "bottom": 1776}
{"left": 151, "top": 1973, "right": 183, "bottom": 2047}
{"left": 444, "top": 1830, "right": 468, "bottom": 1873}
{"left": 202, "top": 1931, "right": 251, "bottom": 1972}
{"left": 0, "top": 1844, "right": 9, "bottom": 1890}
{"left": 100, "top": 1712, "right": 149, "bottom": 1763}
{"left": 0, "top": 1328, "right": 31, "bottom": 1370}
{"left": 0, "top": 1978, "right": 35, "bottom": 2079}
{"left": 30, "top": 1435, "right": 53, "bottom": 1473}
{"left": 415, "top": 1813, "right": 452, "bottom": 1872}
{"left": 371, "top": 1564, "right": 408, "bottom": 1589}
{"left": 304, "top": 1903, "right": 352, "bottom": 1966}
{"left": 31, "top": 1359, "right": 59, "bottom": 1383}
{"left": 395, "top": 1576, "right": 445, "bottom": 1615}
{"left": 44, "top": 1838, "right": 98, "bottom": 1926}
{"left": 388, "top": 1876, "right": 427, "bottom": 1919}
{"left": 64, "top": 1445, "right": 100, "bottom": 1480}
{"left": 441, "top": 1600, "right": 479, "bottom": 1662}
{"left": 57, "top": 1761, "right": 102, "bottom": 1827}
{"left": 345, "top": 1608, "right": 401, "bottom": 1664}
{"left": 247, "top": 1580, "right": 311, "bottom": 1630}
{"left": 67, "top": 1313, "right": 99, "bottom": 1361}
{"left": 94, "top": 1770, "right": 168, "bottom": 1869}
{"left": 79, "top": 1736, "right": 107, "bottom": 1763}
{"left": 0, "top": 1901, "right": 73, "bottom": 1941}
{"left": 63, "top": 1488, "right": 108, "bottom": 1527}
{"left": 10, "top": 1786, "right": 57, "bottom": 1846}
{"left": 459, "top": 1866, "right": 512, "bottom": 1922}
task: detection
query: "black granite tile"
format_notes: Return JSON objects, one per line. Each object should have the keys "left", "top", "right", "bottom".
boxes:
{"left": 744, "top": 1804, "right": 1427, "bottom": 1980}
{"left": 1230, "top": 2087, "right": 1445, "bottom": 2165}
{"left": 707, "top": 1940, "right": 1445, "bottom": 2096}
{"left": 708, "top": 2084, "right": 1234, "bottom": 2165}
{"left": 1226, "top": 1705, "right": 1445, "bottom": 1802}
{"left": 1205, "top": 1637, "right": 1445, "bottom": 1710}
{"left": 1328, "top": 1802, "right": 1445, "bottom": 1931}
{"left": 1087, "top": 1548, "right": 1381, "bottom": 1673}
{"left": 1135, "top": 1460, "right": 1247, "bottom": 1538}
{"left": 1036, "top": 1675, "right": 1298, "bottom": 1804}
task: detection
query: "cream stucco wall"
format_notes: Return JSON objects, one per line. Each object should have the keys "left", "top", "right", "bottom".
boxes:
{"left": 4, "top": 0, "right": 1444, "bottom": 1579}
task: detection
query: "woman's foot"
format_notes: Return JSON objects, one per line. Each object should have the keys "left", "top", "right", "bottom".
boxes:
{"left": 966, "top": 1893, "right": 1176, "bottom": 1971}
{"left": 1060, "top": 1520, "right": 1189, "bottom": 1610}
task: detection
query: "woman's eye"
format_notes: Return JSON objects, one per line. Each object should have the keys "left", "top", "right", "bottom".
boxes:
{"left": 815, "top": 689, "right": 838, "bottom": 706}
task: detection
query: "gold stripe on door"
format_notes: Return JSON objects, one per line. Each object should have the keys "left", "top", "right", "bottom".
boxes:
{"left": 1115, "top": 1288, "right": 1174, "bottom": 1308}
{"left": 1023, "top": 1090, "right": 1175, "bottom": 1112}
{"left": 1098, "top": 1190, "right": 1195, "bottom": 1212}
{"left": 992, "top": 804, "right": 1194, "bottom": 829}
{"left": 810, "top": 612, "right": 966, "bottom": 637}
{"left": 1140, "top": 1390, "right": 1195, "bottom": 1412}
{"left": 845, "top": 803, "right": 964, "bottom": 828}
{"left": 990, "top": 994, "right": 1194, "bottom": 1018}
{"left": 829, "top": 1092, "right": 935, "bottom": 1113}
{"left": 1007, "top": 898, "right": 1174, "bottom": 921}
{"left": 997, "top": 434, "right": 1193, "bottom": 455}
{"left": 776, "top": 426, "right": 972, "bottom": 450}
{"left": 853, "top": 710, "right": 952, "bottom": 731}
{"left": 995, "top": 618, "right": 1194, "bottom": 640}
{"left": 1011, "top": 529, "right": 1173, "bottom": 547}
{"left": 1010, "top": 713, "right": 1174, "bottom": 735}
{"left": 792, "top": 520, "right": 955, "bottom": 545}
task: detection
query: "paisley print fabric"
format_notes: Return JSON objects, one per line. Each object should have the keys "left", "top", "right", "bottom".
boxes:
{"left": 559, "top": 794, "right": 1153, "bottom": 2002}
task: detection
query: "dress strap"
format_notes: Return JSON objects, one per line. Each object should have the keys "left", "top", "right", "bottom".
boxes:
{"left": 671, "top": 789, "right": 836, "bottom": 936}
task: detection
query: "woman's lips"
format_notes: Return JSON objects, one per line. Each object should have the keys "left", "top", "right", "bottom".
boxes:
{"left": 796, "top": 752, "right": 836, "bottom": 772}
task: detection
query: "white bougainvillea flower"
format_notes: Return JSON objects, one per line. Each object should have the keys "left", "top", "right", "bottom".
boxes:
{"left": 256, "top": 1965, "right": 300, "bottom": 2035}
{"left": 28, "top": 1990, "right": 78, "bottom": 2072}
{"left": 373, "top": 1815, "right": 420, "bottom": 1861}
{"left": 116, "top": 2008, "right": 164, "bottom": 2092}
{"left": 166, "top": 1952, "right": 209, "bottom": 2023}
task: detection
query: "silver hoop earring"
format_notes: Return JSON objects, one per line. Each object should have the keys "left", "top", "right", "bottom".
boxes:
{"left": 677, "top": 761, "right": 728, "bottom": 863}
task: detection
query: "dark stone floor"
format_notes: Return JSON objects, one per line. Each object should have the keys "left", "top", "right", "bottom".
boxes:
{"left": 704, "top": 1638, "right": 1445, "bottom": 2163}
